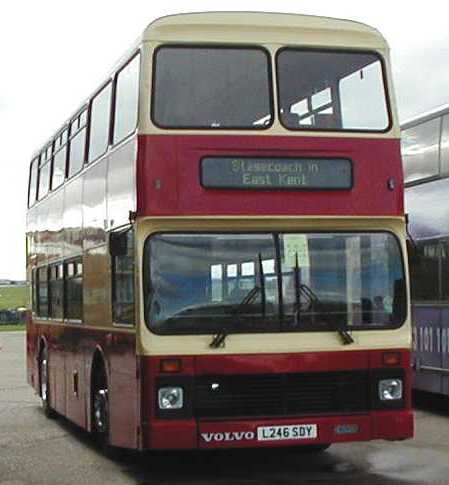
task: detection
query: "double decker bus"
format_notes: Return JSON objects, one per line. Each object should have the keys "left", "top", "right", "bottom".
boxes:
{"left": 26, "top": 12, "right": 413, "bottom": 453}
{"left": 403, "top": 105, "right": 449, "bottom": 395}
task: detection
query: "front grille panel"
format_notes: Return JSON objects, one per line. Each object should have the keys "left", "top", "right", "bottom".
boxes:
{"left": 194, "top": 371, "right": 370, "bottom": 419}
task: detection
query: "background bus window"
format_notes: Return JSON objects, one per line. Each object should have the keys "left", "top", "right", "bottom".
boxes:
{"left": 51, "top": 129, "right": 68, "bottom": 190}
{"left": 112, "top": 229, "right": 134, "bottom": 325}
{"left": 113, "top": 54, "right": 140, "bottom": 143}
{"left": 88, "top": 83, "right": 112, "bottom": 162}
{"left": 410, "top": 241, "right": 440, "bottom": 301}
{"left": 277, "top": 50, "right": 389, "bottom": 131}
{"left": 441, "top": 240, "right": 449, "bottom": 301}
{"left": 48, "top": 263, "right": 64, "bottom": 319}
{"left": 65, "top": 259, "right": 83, "bottom": 321}
{"left": 440, "top": 115, "right": 449, "bottom": 175}
{"left": 401, "top": 118, "right": 441, "bottom": 184}
{"left": 37, "top": 266, "right": 49, "bottom": 318}
{"left": 28, "top": 158, "right": 39, "bottom": 207}
{"left": 68, "top": 110, "right": 87, "bottom": 177}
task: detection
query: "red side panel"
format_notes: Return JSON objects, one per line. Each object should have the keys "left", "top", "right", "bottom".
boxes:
{"left": 26, "top": 320, "right": 138, "bottom": 449}
{"left": 137, "top": 135, "right": 403, "bottom": 217}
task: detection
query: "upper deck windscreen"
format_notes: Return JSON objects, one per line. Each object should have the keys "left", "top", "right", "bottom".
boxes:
{"left": 277, "top": 49, "right": 390, "bottom": 132}
{"left": 152, "top": 46, "right": 273, "bottom": 129}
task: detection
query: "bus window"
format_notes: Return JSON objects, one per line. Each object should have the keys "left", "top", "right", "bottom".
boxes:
{"left": 113, "top": 53, "right": 140, "bottom": 143}
{"left": 277, "top": 49, "right": 389, "bottom": 131}
{"left": 68, "top": 111, "right": 87, "bottom": 178}
{"left": 111, "top": 228, "right": 135, "bottom": 325}
{"left": 52, "top": 128, "right": 68, "bottom": 190}
{"left": 49, "top": 263, "right": 64, "bottom": 319}
{"left": 65, "top": 259, "right": 83, "bottom": 321}
{"left": 28, "top": 158, "right": 39, "bottom": 207}
{"left": 152, "top": 46, "right": 272, "bottom": 129}
{"left": 37, "top": 266, "right": 49, "bottom": 318}
{"left": 410, "top": 241, "right": 440, "bottom": 302}
{"left": 146, "top": 232, "right": 405, "bottom": 334}
{"left": 31, "top": 269, "right": 37, "bottom": 314}
{"left": 88, "top": 83, "right": 112, "bottom": 162}
{"left": 38, "top": 146, "right": 52, "bottom": 200}
{"left": 402, "top": 118, "right": 440, "bottom": 184}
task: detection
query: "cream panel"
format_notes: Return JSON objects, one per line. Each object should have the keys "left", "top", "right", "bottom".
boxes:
{"left": 143, "top": 13, "right": 387, "bottom": 48}
{"left": 135, "top": 216, "right": 410, "bottom": 356}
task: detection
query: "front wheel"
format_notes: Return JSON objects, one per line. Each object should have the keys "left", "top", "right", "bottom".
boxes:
{"left": 39, "top": 347, "right": 56, "bottom": 419}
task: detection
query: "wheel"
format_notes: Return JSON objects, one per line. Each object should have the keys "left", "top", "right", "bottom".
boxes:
{"left": 92, "top": 365, "right": 121, "bottom": 458}
{"left": 39, "top": 347, "right": 56, "bottom": 418}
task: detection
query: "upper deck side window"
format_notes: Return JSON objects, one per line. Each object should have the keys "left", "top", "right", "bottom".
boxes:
{"left": 277, "top": 49, "right": 390, "bottom": 132}
{"left": 113, "top": 53, "right": 140, "bottom": 143}
{"left": 28, "top": 158, "right": 39, "bottom": 207}
{"left": 89, "top": 83, "right": 112, "bottom": 163}
{"left": 52, "top": 127, "right": 69, "bottom": 190}
{"left": 402, "top": 118, "right": 441, "bottom": 185}
{"left": 152, "top": 46, "right": 273, "bottom": 129}
{"left": 38, "top": 143, "right": 53, "bottom": 200}
{"left": 68, "top": 108, "right": 88, "bottom": 178}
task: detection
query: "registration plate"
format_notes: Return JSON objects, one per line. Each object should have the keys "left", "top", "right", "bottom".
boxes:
{"left": 257, "top": 424, "right": 317, "bottom": 441}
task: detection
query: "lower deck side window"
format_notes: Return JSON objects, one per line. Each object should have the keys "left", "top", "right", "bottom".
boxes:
{"left": 32, "top": 258, "right": 83, "bottom": 322}
{"left": 65, "top": 259, "right": 83, "bottom": 321}
{"left": 112, "top": 228, "right": 135, "bottom": 325}
{"left": 37, "top": 267, "right": 48, "bottom": 317}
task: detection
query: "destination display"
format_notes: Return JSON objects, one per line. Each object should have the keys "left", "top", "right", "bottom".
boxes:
{"left": 201, "top": 157, "right": 352, "bottom": 190}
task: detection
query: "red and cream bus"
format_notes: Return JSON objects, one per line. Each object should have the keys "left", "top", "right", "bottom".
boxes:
{"left": 26, "top": 12, "right": 413, "bottom": 453}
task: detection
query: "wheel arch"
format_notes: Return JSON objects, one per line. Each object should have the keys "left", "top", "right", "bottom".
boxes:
{"left": 37, "top": 336, "right": 48, "bottom": 396}
{"left": 87, "top": 345, "right": 109, "bottom": 432}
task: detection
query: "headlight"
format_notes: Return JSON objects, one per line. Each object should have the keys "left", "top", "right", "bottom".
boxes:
{"left": 378, "top": 379, "right": 403, "bottom": 401}
{"left": 158, "top": 387, "right": 184, "bottom": 409}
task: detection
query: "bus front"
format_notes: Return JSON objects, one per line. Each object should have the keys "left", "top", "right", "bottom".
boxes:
{"left": 135, "top": 13, "right": 413, "bottom": 451}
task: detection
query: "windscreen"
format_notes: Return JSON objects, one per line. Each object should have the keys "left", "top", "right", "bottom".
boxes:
{"left": 277, "top": 49, "right": 390, "bottom": 131}
{"left": 152, "top": 46, "right": 273, "bottom": 129}
{"left": 145, "top": 232, "right": 406, "bottom": 335}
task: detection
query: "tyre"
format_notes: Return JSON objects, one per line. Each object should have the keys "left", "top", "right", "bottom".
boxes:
{"left": 92, "top": 364, "right": 121, "bottom": 458}
{"left": 39, "top": 346, "right": 56, "bottom": 419}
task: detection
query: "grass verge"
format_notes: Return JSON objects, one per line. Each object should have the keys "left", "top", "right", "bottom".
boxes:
{"left": 0, "top": 324, "right": 25, "bottom": 332}
{"left": 0, "top": 286, "right": 28, "bottom": 310}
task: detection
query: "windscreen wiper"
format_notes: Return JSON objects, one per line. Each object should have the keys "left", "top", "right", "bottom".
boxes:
{"left": 210, "top": 330, "right": 228, "bottom": 349}
{"left": 258, "top": 253, "right": 266, "bottom": 317}
{"left": 210, "top": 254, "right": 268, "bottom": 349}
{"left": 210, "top": 287, "right": 261, "bottom": 349}
{"left": 334, "top": 322, "right": 354, "bottom": 345}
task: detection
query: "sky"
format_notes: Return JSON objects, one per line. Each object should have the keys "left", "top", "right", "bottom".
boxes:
{"left": 1, "top": 0, "right": 448, "bottom": 280}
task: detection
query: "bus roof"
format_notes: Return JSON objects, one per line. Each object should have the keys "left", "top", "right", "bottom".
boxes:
{"left": 142, "top": 12, "right": 387, "bottom": 49}
{"left": 402, "top": 102, "right": 449, "bottom": 129}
